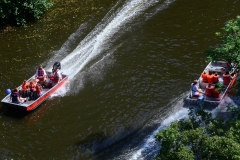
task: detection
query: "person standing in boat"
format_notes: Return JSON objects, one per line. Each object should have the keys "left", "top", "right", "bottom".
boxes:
{"left": 10, "top": 88, "right": 26, "bottom": 104}
{"left": 35, "top": 65, "right": 47, "bottom": 86}
{"left": 191, "top": 80, "right": 202, "bottom": 97}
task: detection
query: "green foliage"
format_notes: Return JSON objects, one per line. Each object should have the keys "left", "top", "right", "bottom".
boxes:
{"left": 205, "top": 16, "right": 240, "bottom": 65}
{"left": 0, "top": 0, "right": 53, "bottom": 26}
{"left": 215, "top": 82, "right": 225, "bottom": 92}
{"left": 155, "top": 106, "right": 240, "bottom": 160}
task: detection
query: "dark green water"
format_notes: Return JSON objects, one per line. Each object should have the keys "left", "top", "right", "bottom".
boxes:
{"left": 0, "top": 0, "right": 240, "bottom": 159}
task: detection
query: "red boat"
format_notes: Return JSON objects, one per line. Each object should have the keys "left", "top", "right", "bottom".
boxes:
{"left": 1, "top": 62, "right": 68, "bottom": 111}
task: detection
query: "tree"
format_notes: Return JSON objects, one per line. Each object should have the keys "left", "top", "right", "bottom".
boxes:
{"left": 206, "top": 16, "right": 240, "bottom": 65}
{"left": 0, "top": 0, "right": 53, "bottom": 27}
{"left": 154, "top": 106, "right": 240, "bottom": 160}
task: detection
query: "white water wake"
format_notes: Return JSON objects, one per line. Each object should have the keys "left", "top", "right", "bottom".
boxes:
{"left": 129, "top": 108, "right": 188, "bottom": 160}
{"left": 60, "top": 0, "right": 156, "bottom": 79}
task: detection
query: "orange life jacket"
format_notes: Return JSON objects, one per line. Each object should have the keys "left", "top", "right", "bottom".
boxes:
{"left": 213, "top": 75, "right": 219, "bottom": 83}
{"left": 207, "top": 74, "right": 214, "bottom": 84}
{"left": 29, "top": 83, "right": 36, "bottom": 91}
{"left": 205, "top": 85, "right": 214, "bottom": 96}
{"left": 201, "top": 73, "right": 208, "bottom": 83}
{"left": 22, "top": 82, "right": 29, "bottom": 91}
{"left": 223, "top": 74, "right": 231, "bottom": 85}
{"left": 212, "top": 89, "right": 220, "bottom": 98}
{"left": 36, "top": 85, "right": 42, "bottom": 94}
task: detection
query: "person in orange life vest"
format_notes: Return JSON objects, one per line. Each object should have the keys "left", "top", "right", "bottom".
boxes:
{"left": 201, "top": 71, "right": 208, "bottom": 83}
{"left": 51, "top": 65, "right": 62, "bottom": 86}
{"left": 190, "top": 80, "right": 202, "bottom": 97}
{"left": 21, "top": 80, "right": 29, "bottom": 91}
{"left": 29, "top": 81, "right": 36, "bottom": 100}
{"left": 207, "top": 70, "right": 214, "bottom": 84}
{"left": 35, "top": 65, "right": 47, "bottom": 85}
{"left": 205, "top": 83, "right": 215, "bottom": 96}
{"left": 223, "top": 71, "right": 232, "bottom": 85}
{"left": 36, "top": 84, "right": 43, "bottom": 97}
{"left": 10, "top": 88, "right": 26, "bottom": 104}
{"left": 212, "top": 72, "right": 219, "bottom": 84}
{"left": 21, "top": 80, "right": 29, "bottom": 98}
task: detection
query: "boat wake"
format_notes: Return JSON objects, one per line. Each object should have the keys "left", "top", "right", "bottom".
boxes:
{"left": 45, "top": 0, "right": 176, "bottom": 96}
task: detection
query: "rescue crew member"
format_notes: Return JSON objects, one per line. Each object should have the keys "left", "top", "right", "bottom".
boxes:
{"left": 35, "top": 65, "right": 47, "bottom": 85}
{"left": 10, "top": 88, "right": 26, "bottom": 104}
{"left": 201, "top": 71, "right": 208, "bottom": 83}
{"left": 223, "top": 71, "right": 232, "bottom": 85}
{"left": 207, "top": 70, "right": 214, "bottom": 84}
{"left": 213, "top": 72, "right": 219, "bottom": 84}
{"left": 205, "top": 84, "right": 215, "bottom": 96}
{"left": 191, "top": 80, "right": 202, "bottom": 97}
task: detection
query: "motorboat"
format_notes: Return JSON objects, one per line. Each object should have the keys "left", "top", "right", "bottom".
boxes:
{"left": 1, "top": 62, "right": 68, "bottom": 111}
{"left": 186, "top": 61, "right": 238, "bottom": 107}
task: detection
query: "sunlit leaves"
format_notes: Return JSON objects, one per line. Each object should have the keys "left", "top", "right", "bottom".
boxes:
{"left": 206, "top": 16, "right": 240, "bottom": 64}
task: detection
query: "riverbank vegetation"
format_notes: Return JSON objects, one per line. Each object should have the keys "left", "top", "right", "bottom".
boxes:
{"left": 0, "top": 0, "right": 53, "bottom": 27}
{"left": 154, "top": 16, "right": 240, "bottom": 159}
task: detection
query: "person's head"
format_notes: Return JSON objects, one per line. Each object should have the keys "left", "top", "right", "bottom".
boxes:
{"left": 193, "top": 80, "right": 198, "bottom": 85}
{"left": 13, "top": 88, "right": 18, "bottom": 92}
{"left": 39, "top": 65, "right": 43, "bottom": 70}
{"left": 209, "top": 70, "right": 212, "bottom": 75}
{"left": 226, "top": 71, "right": 229, "bottom": 74}
{"left": 23, "top": 79, "right": 27, "bottom": 83}
{"left": 215, "top": 72, "right": 218, "bottom": 76}
{"left": 208, "top": 83, "right": 211, "bottom": 87}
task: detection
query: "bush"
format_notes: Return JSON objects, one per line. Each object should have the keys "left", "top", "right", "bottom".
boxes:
{"left": 0, "top": 0, "right": 53, "bottom": 26}
{"left": 154, "top": 106, "right": 240, "bottom": 160}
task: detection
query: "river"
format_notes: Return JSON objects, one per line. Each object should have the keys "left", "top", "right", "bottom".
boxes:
{"left": 0, "top": 0, "right": 240, "bottom": 159}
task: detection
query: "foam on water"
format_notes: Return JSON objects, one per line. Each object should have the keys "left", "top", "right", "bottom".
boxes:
{"left": 129, "top": 108, "right": 189, "bottom": 160}
{"left": 48, "top": 0, "right": 176, "bottom": 96}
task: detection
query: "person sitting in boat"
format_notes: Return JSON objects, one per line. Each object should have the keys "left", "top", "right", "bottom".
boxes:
{"left": 207, "top": 70, "right": 214, "bottom": 84}
{"left": 223, "top": 71, "right": 232, "bottom": 85}
{"left": 20, "top": 80, "right": 29, "bottom": 98}
{"left": 51, "top": 62, "right": 62, "bottom": 86}
{"left": 191, "top": 80, "right": 202, "bottom": 97}
{"left": 29, "top": 81, "right": 37, "bottom": 100}
{"left": 36, "top": 84, "right": 43, "bottom": 98}
{"left": 213, "top": 72, "right": 219, "bottom": 84}
{"left": 10, "top": 88, "right": 26, "bottom": 104}
{"left": 35, "top": 65, "right": 47, "bottom": 86}
{"left": 205, "top": 83, "right": 215, "bottom": 96}
{"left": 201, "top": 71, "right": 208, "bottom": 83}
